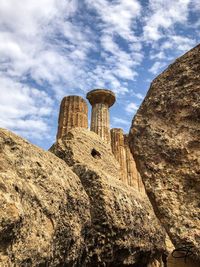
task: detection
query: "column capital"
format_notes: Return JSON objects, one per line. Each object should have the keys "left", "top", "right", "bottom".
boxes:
{"left": 86, "top": 89, "right": 116, "bottom": 107}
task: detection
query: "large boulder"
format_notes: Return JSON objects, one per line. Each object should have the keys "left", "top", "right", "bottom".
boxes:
{"left": 129, "top": 44, "right": 200, "bottom": 261}
{"left": 0, "top": 127, "right": 166, "bottom": 266}
{"left": 50, "top": 128, "right": 166, "bottom": 266}
{"left": 0, "top": 128, "right": 91, "bottom": 266}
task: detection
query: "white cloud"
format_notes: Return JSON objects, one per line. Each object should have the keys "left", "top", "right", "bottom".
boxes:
{"left": 148, "top": 35, "right": 196, "bottom": 70}
{"left": 0, "top": 75, "right": 53, "bottom": 140}
{"left": 150, "top": 51, "right": 167, "bottom": 60}
{"left": 83, "top": 67, "right": 130, "bottom": 96}
{"left": 84, "top": 0, "right": 143, "bottom": 94}
{"left": 159, "top": 35, "right": 196, "bottom": 53}
{"left": 125, "top": 102, "right": 138, "bottom": 113}
{"left": 0, "top": 0, "right": 92, "bottom": 91}
{"left": 85, "top": 0, "right": 141, "bottom": 40}
{"left": 143, "top": 0, "right": 191, "bottom": 42}
{"left": 0, "top": 0, "right": 94, "bottom": 140}
{"left": 132, "top": 92, "right": 144, "bottom": 100}
{"left": 142, "top": 0, "right": 198, "bottom": 76}
{"left": 167, "top": 35, "right": 196, "bottom": 51}
{"left": 113, "top": 117, "right": 130, "bottom": 126}
{"left": 149, "top": 61, "right": 166, "bottom": 75}
{"left": 0, "top": 0, "right": 142, "bottom": 104}
{"left": 191, "top": 0, "right": 200, "bottom": 10}
{"left": 100, "top": 35, "right": 139, "bottom": 80}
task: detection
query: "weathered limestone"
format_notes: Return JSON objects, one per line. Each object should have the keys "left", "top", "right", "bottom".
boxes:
{"left": 110, "top": 128, "right": 128, "bottom": 184}
{"left": 57, "top": 95, "right": 88, "bottom": 140}
{"left": 147, "top": 257, "right": 164, "bottom": 267}
{"left": 86, "top": 89, "right": 116, "bottom": 144}
{"left": 0, "top": 127, "right": 167, "bottom": 266}
{"left": 129, "top": 43, "right": 200, "bottom": 261}
{"left": 167, "top": 253, "right": 200, "bottom": 267}
{"left": 50, "top": 128, "right": 167, "bottom": 266}
{"left": 0, "top": 128, "right": 90, "bottom": 266}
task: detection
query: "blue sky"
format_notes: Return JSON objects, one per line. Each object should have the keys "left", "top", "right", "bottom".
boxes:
{"left": 0, "top": 0, "right": 199, "bottom": 149}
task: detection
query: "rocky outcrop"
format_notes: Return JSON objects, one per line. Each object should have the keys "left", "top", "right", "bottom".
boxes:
{"left": 129, "top": 44, "right": 200, "bottom": 262}
{"left": 50, "top": 128, "right": 167, "bottom": 266}
{"left": 0, "top": 127, "right": 166, "bottom": 266}
{"left": 0, "top": 128, "right": 90, "bottom": 266}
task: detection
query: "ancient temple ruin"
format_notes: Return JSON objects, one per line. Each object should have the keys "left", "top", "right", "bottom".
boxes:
{"left": 110, "top": 128, "right": 128, "bottom": 184}
{"left": 56, "top": 88, "right": 144, "bottom": 192}
{"left": 110, "top": 128, "right": 145, "bottom": 193}
{"left": 86, "top": 89, "right": 115, "bottom": 144}
{"left": 57, "top": 95, "right": 88, "bottom": 139}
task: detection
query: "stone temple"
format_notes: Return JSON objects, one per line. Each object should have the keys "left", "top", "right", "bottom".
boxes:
{"left": 56, "top": 88, "right": 144, "bottom": 193}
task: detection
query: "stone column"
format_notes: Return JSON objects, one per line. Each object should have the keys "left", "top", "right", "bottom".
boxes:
{"left": 86, "top": 89, "right": 116, "bottom": 144}
{"left": 57, "top": 95, "right": 88, "bottom": 140}
{"left": 124, "top": 134, "right": 140, "bottom": 189}
{"left": 110, "top": 128, "right": 128, "bottom": 184}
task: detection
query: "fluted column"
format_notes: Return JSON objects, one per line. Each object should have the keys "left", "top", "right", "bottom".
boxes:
{"left": 91, "top": 103, "right": 110, "bottom": 142}
{"left": 86, "top": 89, "right": 116, "bottom": 144}
{"left": 110, "top": 128, "right": 128, "bottom": 184}
{"left": 57, "top": 96, "right": 88, "bottom": 140}
{"left": 124, "top": 134, "right": 140, "bottom": 189}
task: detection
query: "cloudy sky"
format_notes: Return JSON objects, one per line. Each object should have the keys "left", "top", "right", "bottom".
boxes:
{"left": 0, "top": 0, "right": 199, "bottom": 149}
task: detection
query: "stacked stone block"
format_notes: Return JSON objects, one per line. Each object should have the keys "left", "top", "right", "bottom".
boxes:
{"left": 57, "top": 96, "right": 88, "bottom": 140}
{"left": 86, "top": 89, "right": 115, "bottom": 144}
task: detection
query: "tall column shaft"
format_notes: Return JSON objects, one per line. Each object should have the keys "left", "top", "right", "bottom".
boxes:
{"left": 110, "top": 128, "right": 128, "bottom": 184}
{"left": 124, "top": 134, "right": 140, "bottom": 189}
{"left": 91, "top": 103, "right": 111, "bottom": 143}
{"left": 57, "top": 96, "right": 88, "bottom": 140}
{"left": 86, "top": 89, "right": 116, "bottom": 144}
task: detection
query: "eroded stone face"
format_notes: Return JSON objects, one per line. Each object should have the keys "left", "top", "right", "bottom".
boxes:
{"left": 129, "top": 44, "right": 200, "bottom": 261}
{"left": 50, "top": 128, "right": 167, "bottom": 266}
{"left": 0, "top": 128, "right": 166, "bottom": 266}
{"left": 167, "top": 253, "right": 200, "bottom": 267}
{"left": 0, "top": 128, "right": 91, "bottom": 266}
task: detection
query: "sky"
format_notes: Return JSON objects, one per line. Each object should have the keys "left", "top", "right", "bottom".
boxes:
{"left": 0, "top": 0, "right": 199, "bottom": 150}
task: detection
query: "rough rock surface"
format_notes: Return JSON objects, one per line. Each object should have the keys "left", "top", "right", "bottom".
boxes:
{"left": 0, "top": 127, "right": 166, "bottom": 266}
{"left": 0, "top": 128, "right": 91, "bottom": 266}
{"left": 129, "top": 44, "right": 200, "bottom": 261}
{"left": 50, "top": 128, "right": 166, "bottom": 266}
